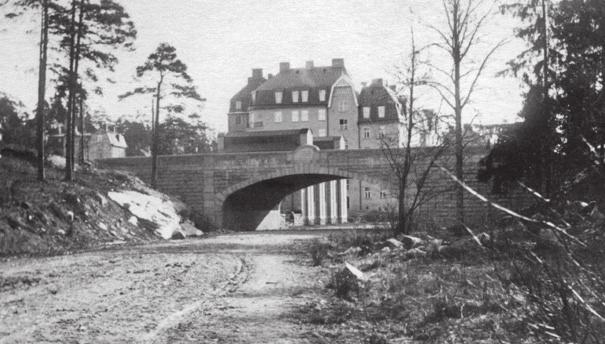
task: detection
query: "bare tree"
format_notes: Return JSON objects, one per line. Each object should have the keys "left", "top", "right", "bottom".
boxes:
{"left": 427, "top": 0, "right": 506, "bottom": 224}
{"left": 382, "top": 28, "right": 450, "bottom": 234}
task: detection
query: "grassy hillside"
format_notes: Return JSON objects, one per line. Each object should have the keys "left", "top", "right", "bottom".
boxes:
{"left": 0, "top": 150, "right": 174, "bottom": 257}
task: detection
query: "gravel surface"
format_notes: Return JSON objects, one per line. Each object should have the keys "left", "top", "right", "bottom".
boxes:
{"left": 0, "top": 231, "right": 325, "bottom": 343}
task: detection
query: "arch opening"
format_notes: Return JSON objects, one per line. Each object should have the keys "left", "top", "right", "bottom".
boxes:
{"left": 222, "top": 174, "right": 346, "bottom": 231}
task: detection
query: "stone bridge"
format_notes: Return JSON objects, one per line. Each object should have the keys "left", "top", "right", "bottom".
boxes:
{"left": 98, "top": 146, "right": 530, "bottom": 230}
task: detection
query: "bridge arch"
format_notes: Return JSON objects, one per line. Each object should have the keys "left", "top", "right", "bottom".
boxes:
{"left": 217, "top": 164, "right": 388, "bottom": 230}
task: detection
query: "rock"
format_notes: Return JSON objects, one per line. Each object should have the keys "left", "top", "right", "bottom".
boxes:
{"left": 66, "top": 211, "right": 75, "bottom": 222}
{"left": 405, "top": 247, "right": 426, "bottom": 259}
{"left": 180, "top": 220, "right": 203, "bottom": 237}
{"left": 128, "top": 216, "right": 138, "bottom": 227}
{"left": 171, "top": 231, "right": 185, "bottom": 240}
{"left": 92, "top": 192, "right": 107, "bottom": 207}
{"left": 590, "top": 206, "right": 605, "bottom": 223}
{"left": 340, "top": 246, "right": 362, "bottom": 256}
{"left": 48, "top": 202, "right": 67, "bottom": 220}
{"left": 47, "top": 284, "right": 59, "bottom": 295}
{"left": 477, "top": 232, "right": 491, "bottom": 245}
{"left": 20, "top": 201, "right": 32, "bottom": 210}
{"left": 98, "top": 222, "right": 108, "bottom": 231}
{"left": 344, "top": 262, "right": 368, "bottom": 282}
{"left": 63, "top": 191, "right": 80, "bottom": 206}
{"left": 48, "top": 155, "right": 66, "bottom": 169}
{"left": 381, "top": 246, "right": 391, "bottom": 253}
{"left": 399, "top": 235, "right": 423, "bottom": 249}
{"left": 6, "top": 214, "right": 31, "bottom": 231}
{"left": 57, "top": 229, "right": 66, "bottom": 236}
{"left": 385, "top": 238, "right": 404, "bottom": 249}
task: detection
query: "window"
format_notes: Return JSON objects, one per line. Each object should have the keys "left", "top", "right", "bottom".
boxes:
{"left": 235, "top": 115, "right": 242, "bottom": 125}
{"left": 274, "top": 111, "right": 282, "bottom": 122}
{"left": 275, "top": 91, "right": 283, "bottom": 104}
{"left": 378, "top": 106, "right": 385, "bottom": 118}
{"left": 235, "top": 100, "right": 242, "bottom": 111}
{"left": 292, "top": 110, "right": 300, "bottom": 122}
{"left": 338, "top": 100, "right": 347, "bottom": 112}
{"left": 318, "top": 129, "right": 326, "bottom": 137}
{"left": 380, "top": 191, "right": 387, "bottom": 199}
{"left": 301, "top": 110, "right": 309, "bottom": 122}
{"left": 318, "top": 109, "right": 326, "bottom": 121}
{"left": 363, "top": 107, "right": 370, "bottom": 119}
{"left": 251, "top": 91, "right": 256, "bottom": 104}
{"left": 319, "top": 89, "right": 326, "bottom": 102}
{"left": 379, "top": 125, "right": 386, "bottom": 138}
{"left": 301, "top": 90, "right": 309, "bottom": 102}
{"left": 339, "top": 119, "right": 348, "bottom": 130}
{"left": 292, "top": 91, "right": 299, "bottom": 103}
{"left": 364, "top": 187, "right": 371, "bottom": 199}
{"left": 363, "top": 127, "right": 370, "bottom": 139}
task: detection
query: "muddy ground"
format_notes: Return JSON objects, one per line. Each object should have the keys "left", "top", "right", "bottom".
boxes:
{"left": 0, "top": 231, "right": 332, "bottom": 344}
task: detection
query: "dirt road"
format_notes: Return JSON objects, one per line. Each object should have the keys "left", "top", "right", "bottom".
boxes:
{"left": 0, "top": 231, "right": 325, "bottom": 343}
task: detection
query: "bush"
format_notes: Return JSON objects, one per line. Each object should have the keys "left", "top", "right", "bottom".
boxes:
{"left": 308, "top": 239, "right": 331, "bottom": 266}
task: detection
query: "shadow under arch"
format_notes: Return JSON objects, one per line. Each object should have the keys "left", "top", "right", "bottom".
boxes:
{"left": 217, "top": 166, "right": 389, "bottom": 231}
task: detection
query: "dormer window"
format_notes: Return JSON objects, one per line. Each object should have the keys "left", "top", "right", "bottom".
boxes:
{"left": 378, "top": 106, "right": 385, "bottom": 118}
{"left": 363, "top": 107, "right": 370, "bottom": 119}
{"left": 275, "top": 91, "right": 283, "bottom": 104}
{"left": 292, "top": 91, "right": 299, "bottom": 103}
{"left": 301, "top": 90, "right": 309, "bottom": 102}
{"left": 319, "top": 89, "right": 326, "bottom": 102}
{"left": 235, "top": 100, "right": 242, "bottom": 111}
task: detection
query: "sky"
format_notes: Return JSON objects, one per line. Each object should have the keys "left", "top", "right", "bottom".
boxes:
{"left": 0, "top": 0, "right": 528, "bottom": 135}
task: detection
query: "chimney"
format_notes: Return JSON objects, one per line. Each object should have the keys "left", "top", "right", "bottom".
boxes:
{"left": 305, "top": 60, "right": 314, "bottom": 69}
{"left": 252, "top": 68, "right": 263, "bottom": 79}
{"left": 279, "top": 62, "right": 290, "bottom": 73}
{"left": 372, "top": 78, "right": 383, "bottom": 86}
{"left": 331, "top": 58, "right": 344, "bottom": 68}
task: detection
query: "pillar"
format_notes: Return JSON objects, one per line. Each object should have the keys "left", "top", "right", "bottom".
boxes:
{"left": 318, "top": 182, "right": 327, "bottom": 225}
{"left": 329, "top": 180, "right": 338, "bottom": 224}
{"left": 306, "top": 185, "right": 315, "bottom": 225}
{"left": 337, "top": 179, "right": 349, "bottom": 223}
{"left": 339, "top": 179, "right": 348, "bottom": 223}
{"left": 300, "top": 188, "right": 307, "bottom": 225}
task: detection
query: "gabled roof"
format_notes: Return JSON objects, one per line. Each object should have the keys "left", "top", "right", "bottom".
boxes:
{"left": 229, "top": 69, "right": 266, "bottom": 113}
{"left": 358, "top": 79, "right": 404, "bottom": 123}
{"left": 251, "top": 64, "right": 348, "bottom": 109}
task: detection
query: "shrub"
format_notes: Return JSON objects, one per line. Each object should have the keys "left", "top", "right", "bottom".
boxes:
{"left": 308, "top": 239, "right": 330, "bottom": 266}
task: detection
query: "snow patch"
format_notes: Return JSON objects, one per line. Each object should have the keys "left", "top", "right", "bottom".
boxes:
{"left": 108, "top": 190, "right": 181, "bottom": 239}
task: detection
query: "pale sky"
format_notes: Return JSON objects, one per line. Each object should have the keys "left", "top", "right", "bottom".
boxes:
{"left": 0, "top": 0, "right": 527, "bottom": 135}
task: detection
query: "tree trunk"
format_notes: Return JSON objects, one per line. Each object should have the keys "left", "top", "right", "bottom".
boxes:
{"left": 79, "top": 92, "right": 84, "bottom": 163}
{"left": 453, "top": 1, "right": 465, "bottom": 225}
{"left": 398, "top": 182, "right": 406, "bottom": 233}
{"left": 70, "top": 0, "right": 84, "bottom": 171}
{"left": 65, "top": 0, "right": 77, "bottom": 181}
{"left": 36, "top": 0, "right": 48, "bottom": 182}
{"left": 151, "top": 81, "right": 162, "bottom": 188}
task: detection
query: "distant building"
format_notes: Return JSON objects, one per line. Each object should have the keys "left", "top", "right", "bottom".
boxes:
{"left": 87, "top": 130, "right": 127, "bottom": 160}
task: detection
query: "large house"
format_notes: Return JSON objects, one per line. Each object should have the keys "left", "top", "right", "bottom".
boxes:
{"left": 220, "top": 59, "right": 414, "bottom": 224}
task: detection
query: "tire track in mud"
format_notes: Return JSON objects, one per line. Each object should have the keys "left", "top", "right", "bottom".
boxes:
{"left": 143, "top": 256, "right": 252, "bottom": 343}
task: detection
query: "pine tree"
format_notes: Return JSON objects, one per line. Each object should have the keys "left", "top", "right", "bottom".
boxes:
{"left": 119, "top": 43, "right": 205, "bottom": 188}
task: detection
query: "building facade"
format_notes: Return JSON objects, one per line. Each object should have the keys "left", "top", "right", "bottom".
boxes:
{"left": 221, "top": 59, "right": 412, "bottom": 224}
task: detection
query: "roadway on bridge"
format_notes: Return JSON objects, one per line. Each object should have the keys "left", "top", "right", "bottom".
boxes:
{"left": 0, "top": 231, "right": 330, "bottom": 343}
